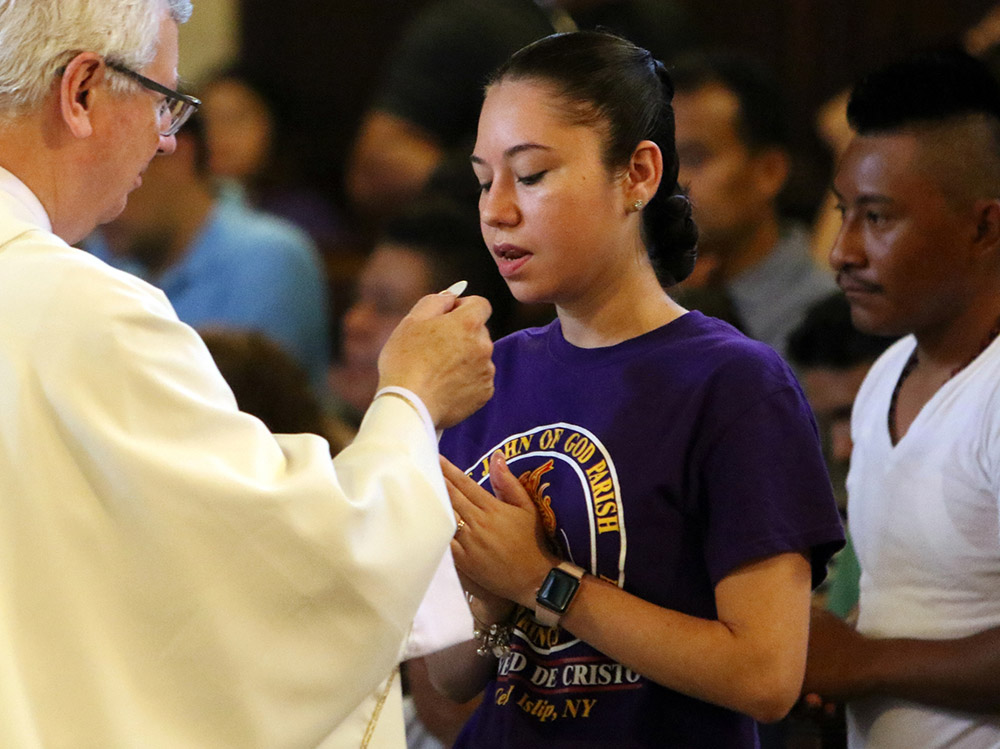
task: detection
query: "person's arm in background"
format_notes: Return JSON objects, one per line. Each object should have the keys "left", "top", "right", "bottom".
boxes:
{"left": 805, "top": 608, "right": 1000, "bottom": 713}
{"left": 406, "top": 655, "right": 482, "bottom": 746}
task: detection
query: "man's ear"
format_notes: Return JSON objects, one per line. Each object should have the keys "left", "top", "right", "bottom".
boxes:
{"left": 59, "top": 52, "right": 105, "bottom": 139}
{"left": 971, "top": 198, "right": 1000, "bottom": 258}
{"left": 750, "top": 146, "right": 791, "bottom": 202}
{"left": 623, "top": 139, "right": 663, "bottom": 212}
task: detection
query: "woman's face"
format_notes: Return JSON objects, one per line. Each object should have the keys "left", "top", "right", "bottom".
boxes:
{"left": 341, "top": 245, "right": 433, "bottom": 368}
{"left": 472, "top": 78, "right": 633, "bottom": 308}
{"left": 202, "top": 79, "right": 273, "bottom": 180}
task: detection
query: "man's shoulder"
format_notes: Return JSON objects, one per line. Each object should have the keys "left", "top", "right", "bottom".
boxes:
{"left": 964, "top": 338, "right": 1000, "bottom": 403}
{"left": 213, "top": 199, "right": 313, "bottom": 245}
{"left": 2, "top": 228, "right": 125, "bottom": 283}
{"left": 0, "top": 233, "right": 174, "bottom": 335}
{"left": 202, "top": 200, "right": 319, "bottom": 263}
{"left": 734, "top": 222, "right": 834, "bottom": 295}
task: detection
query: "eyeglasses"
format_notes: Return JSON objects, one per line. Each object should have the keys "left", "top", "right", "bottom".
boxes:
{"left": 106, "top": 60, "right": 200, "bottom": 137}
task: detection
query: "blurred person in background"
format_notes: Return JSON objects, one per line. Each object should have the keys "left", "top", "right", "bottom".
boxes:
{"left": 330, "top": 195, "right": 515, "bottom": 432}
{"left": 85, "top": 114, "right": 332, "bottom": 391}
{"left": 200, "top": 326, "right": 330, "bottom": 439}
{"left": 671, "top": 51, "right": 836, "bottom": 362}
{"left": 788, "top": 293, "right": 897, "bottom": 537}
{"left": 810, "top": 88, "right": 853, "bottom": 266}
{"left": 346, "top": 0, "right": 701, "bottom": 221}
{"left": 782, "top": 293, "right": 896, "bottom": 749}
{"left": 329, "top": 196, "right": 514, "bottom": 747}
{"left": 200, "top": 66, "right": 344, "bottom": 247}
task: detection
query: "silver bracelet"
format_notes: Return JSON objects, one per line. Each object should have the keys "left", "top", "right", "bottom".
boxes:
{"left": 473, "top": 621, "right": 513, "bottom": 659}
{"left": 467, "top": 591, "right": 514, "bottom": 658}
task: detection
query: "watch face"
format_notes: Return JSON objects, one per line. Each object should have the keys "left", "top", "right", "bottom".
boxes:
{"left": 536, "top": 567, "right": 580, "bottom": 614}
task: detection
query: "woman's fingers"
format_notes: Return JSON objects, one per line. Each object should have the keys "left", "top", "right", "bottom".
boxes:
{"left": 487, "top": 451, "right": 534, "bottom": 509}
{"left": 440, "top": 454, "right": 497, "bottom": 511}
{"left": 445, "top": 476, "right": 480, "bottom": 528}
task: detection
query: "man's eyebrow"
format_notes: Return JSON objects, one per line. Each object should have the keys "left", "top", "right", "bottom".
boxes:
{"left": 470, "top": 143, "right": 553, "bottom": 165}
{"left": 830, "top": 186, "right": 893, "bottom": 206}
{"left": 856, "top": 194, "right": 893, "bottom": 206}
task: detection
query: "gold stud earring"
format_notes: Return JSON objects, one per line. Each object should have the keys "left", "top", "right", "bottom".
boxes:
{"left": 631, "top": 199, "right": 645, "bottom": 212}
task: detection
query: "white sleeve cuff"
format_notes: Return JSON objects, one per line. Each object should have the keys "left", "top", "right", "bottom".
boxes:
{"left": 403, "top": 546, "right": 474, "bottom": 660}
{"left": 373, "top": 386, "right": 437, "bottom": 444}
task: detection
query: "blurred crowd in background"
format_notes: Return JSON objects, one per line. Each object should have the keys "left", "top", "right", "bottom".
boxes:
{"left": 85, "top": 0, "right": 1000, "bottom": 443}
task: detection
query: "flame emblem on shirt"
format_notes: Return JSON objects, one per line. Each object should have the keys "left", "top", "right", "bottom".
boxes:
{"left": 518, "top": 459, "right": 557, "bottom": 538}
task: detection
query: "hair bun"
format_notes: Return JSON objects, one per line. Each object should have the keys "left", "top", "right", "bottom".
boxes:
{"left": 647, "top": 192, "right": 698, "bottom": 286}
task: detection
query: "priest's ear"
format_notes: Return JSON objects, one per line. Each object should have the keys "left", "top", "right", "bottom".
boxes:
{"left": 58, "top": 52, "right": 106, "bottom": 139}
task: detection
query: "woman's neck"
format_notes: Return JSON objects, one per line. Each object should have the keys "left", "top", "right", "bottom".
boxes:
{"left": 557, "top": 261, "right": 686, "bottom": 348}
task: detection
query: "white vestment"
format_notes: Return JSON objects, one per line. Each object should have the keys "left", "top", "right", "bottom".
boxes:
{"left": 0, "top": 167, "right": 463, "bottom": 748}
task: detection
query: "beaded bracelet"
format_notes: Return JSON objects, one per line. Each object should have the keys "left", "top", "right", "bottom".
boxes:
{"left": 473, "top": 621, "right": 514, "bottom": 658}
{"left": 467, "top": 592, "right": 514, "bottom": 658}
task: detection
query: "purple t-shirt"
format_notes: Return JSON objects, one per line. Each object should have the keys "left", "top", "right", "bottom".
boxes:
{"left": 439, "top": 312, "right": 844, "bottom": 748}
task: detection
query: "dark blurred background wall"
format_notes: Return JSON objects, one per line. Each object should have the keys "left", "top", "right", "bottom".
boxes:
{"left": 233, "top": 0, "right": 994, "bottom": 227}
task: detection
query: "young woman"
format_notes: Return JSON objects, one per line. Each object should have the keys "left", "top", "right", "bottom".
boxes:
{"left": 433, "top": 31, "right": 845, "bottom": 747}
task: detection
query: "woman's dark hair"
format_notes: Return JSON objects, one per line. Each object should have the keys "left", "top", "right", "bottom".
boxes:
{"left": 787, "top": 293, "right": 896, "bottom": 370}
{"left": 198, "top": 328, "right": 327, "bottom": 440}
{"left": 382, "top": 196, "right": 517, "bottom": 337}
{"left": 199, "top": 64, "right": 302, "bottom": 189}
{"left": 670, "top": 50, "right": 790, "bottom": 151}
{"left": 489, "top": 31, "right": 698, "bottom": 286}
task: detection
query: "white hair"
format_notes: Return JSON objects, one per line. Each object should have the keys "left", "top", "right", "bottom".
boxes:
{"left": 0, "top": 0, "right": 192, "bottom": 118}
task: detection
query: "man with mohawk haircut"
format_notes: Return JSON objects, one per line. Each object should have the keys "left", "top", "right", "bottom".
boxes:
{"left": 804, "top": 49, "right": 1000, "bottom": 748}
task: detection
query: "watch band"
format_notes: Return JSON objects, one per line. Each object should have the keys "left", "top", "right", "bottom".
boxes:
{"left": 534, "top": 561, "right": 585, "bottom": 627}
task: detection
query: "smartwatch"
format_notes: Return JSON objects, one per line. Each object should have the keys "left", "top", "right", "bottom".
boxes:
{"left": 534, "top": 561, "right": 585, "bottom": 627}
